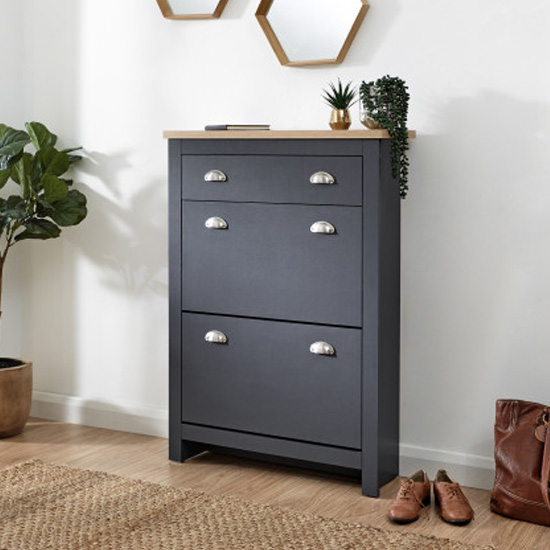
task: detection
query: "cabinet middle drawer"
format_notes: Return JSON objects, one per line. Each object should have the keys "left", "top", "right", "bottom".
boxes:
{"left": 181, "top": 155, "right": 362, "bottom": 205}
{"left": 182, "top": 201, "right": 362, "bottom": 326}
{"left": 181, "top": 313, "right": 361, "bottom": 449}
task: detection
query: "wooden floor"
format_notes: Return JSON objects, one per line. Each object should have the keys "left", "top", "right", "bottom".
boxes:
{"left": 0, "top": 418, "right": 548, "bottom": 549}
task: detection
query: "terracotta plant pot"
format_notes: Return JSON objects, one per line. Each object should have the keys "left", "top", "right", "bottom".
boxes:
{"left": 0, "top": 359, "right": 33, "bottom": 438}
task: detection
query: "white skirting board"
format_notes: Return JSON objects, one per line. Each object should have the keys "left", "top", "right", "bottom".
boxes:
{"left": 31, "top": 391, "right": 168, "bottom": 439}
{"left": 31, "top": 391, "right": 495, "bottom": 490}
{"left": 399, "top": 443, "right": 495, "bottom": 490}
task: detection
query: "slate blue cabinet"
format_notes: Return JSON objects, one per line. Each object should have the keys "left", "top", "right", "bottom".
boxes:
{"left": 167, "top": 131, "right": 401, "bottom": 497}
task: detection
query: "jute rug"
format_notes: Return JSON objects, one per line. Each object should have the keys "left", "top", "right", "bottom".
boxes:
{"left": 0, "top": 461, "right": 494, "bottom": 550}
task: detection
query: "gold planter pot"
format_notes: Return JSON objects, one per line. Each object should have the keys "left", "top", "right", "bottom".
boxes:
{"left": 329, "top": 108, "right": 351, "bottom": 130}
{"left": 0, "top": 359, "right": 33, "bottom": 438}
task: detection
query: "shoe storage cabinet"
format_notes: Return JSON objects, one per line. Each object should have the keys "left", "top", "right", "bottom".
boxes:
{"left": 167, "top": 131, "right": 401, "bottom": 497}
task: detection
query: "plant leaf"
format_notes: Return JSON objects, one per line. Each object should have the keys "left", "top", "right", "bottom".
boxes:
{"left": 0, "top": 168, "right": 10, "bottom": 189}
{"left": 0, "top": 216, "right": 8, "bottom": 240}
{"left": 11, "top": 153, "right": 36, "bottom": 199}
{"left": 0, "top": 128, "right": 30, "bottom": 161}
{"left": 321, "top": 79, "right": 357, "bottom": 109}
{"left": 0, "top": 195, "right": 27, "bottom": 221}
{"left": 42, "top": 175, "right": 69, "bottom": 204}
{"left": 25, "top": 121, "right": 57, "bottom": 150}
{"left": 48, "top": 189, "right": 87, "bottom": 227}
{"left": 14, "top": 218, "right": 61, "bottom": 242}
{"left": 67, "top": 154, "right": 82, "bottom": 165}
{"left": 36, "top": 147, "right": 71, "bottom": 177}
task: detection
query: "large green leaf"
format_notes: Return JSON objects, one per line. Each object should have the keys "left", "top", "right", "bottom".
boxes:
{"left": 0, "top": 128, "right": 30, "bottom": 164}
{"left": 36, "top": 147, "right": 70, "bottom": 177}
{"left": 48, "top": 189, "right": 87, "bottom": 227}
{"left": 25, "top": 122, "right": 57, "bottom": 150}
{"left": 62, "top": 146, "right": 83, "bottom": 154}
{"left": 62, "top": 147, "right": 83, "bottom": 165}
{"left": 14, "top": 218, "right": 61, "bottom": 242}
{"left": 0, "top": 197, "right": 6, "bottom": 234}
{"left": 0, "top": 215, "right": 8, "bottom": 240}
{"left": 0, "top": 124, "right": 8, "bottom": 140}
{"left": 0, "top": 195, "right": 27, "bottom": 221}
{"left": 42, "top": 174, "right": 68, "bottom": 204}
{"left": 0, "top": 149, "right": 24, "bottom": 171}
{"left": 11, "top": 153, "right": 36, "bottom": 199}
{"left": 0, "top": 168, "right": 10, "bottom": 189}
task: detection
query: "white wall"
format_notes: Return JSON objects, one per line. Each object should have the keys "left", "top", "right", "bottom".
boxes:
{"left": 0, "top": 0, "right": 26, "bottom": 357}
{"left": 2, "top": 0, "right": 549, "bottom": 489}
{"left": 0, "top": 0, "right": 23, "bottom": 124}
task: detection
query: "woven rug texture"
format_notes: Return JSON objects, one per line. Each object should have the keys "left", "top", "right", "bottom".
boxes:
{"left": 0, "top": 461, "right": 494, "bottom": 550}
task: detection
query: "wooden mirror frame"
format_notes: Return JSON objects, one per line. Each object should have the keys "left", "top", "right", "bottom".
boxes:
{"left": 156, "top": 0, "right": 229, "bottom": 20}
{"left": 255, "top": 0, "right": 369, "bottom": 66}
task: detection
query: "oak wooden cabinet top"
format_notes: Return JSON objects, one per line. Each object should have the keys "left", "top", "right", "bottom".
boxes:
{"left": 163, "top": 129, "right": 416, "bottom": 140}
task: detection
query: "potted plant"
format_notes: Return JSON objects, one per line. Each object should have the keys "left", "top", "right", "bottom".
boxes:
{"left": 0, "top": 121, "right": 87, "bottom": 437}
{"left": 322, "top": 79, "right": 358, "bottom": 130}
{"left": 359, "top": 75, "right": 411, "bottom": 198}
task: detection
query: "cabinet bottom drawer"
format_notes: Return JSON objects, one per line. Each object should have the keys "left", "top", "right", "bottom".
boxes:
{"left": 182, "top": 313, "right": 361, "bottom": 449}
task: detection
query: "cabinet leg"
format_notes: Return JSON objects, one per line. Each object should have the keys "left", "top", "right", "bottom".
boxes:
{"left": 182, "top": 440, "right": 207, "bottom": 460}
{"left": 361, "top": 471, "right": 380, "bottom": 498}
{"left": 170, "top": 439, "right": 207, "bottom": 462}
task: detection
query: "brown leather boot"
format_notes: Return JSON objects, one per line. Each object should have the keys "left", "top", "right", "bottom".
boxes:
{"left": 387, "top": 470, "right": 431, "bottom": 524}
{"left": 434, "top": 470, "right": 474, "bottom": 525}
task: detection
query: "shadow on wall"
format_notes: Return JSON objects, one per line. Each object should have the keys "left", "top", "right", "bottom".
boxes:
{"left": 402, "top": 90, "right": 550, "bottom": 466}
{"left": 27, "top": 146, "right": 168, "bottom": 402}
{"left": 16, "top": 1, "right": 172, "bottom": 412}
{"left": 76, "top": 151, "right": 167, "bottom": 298}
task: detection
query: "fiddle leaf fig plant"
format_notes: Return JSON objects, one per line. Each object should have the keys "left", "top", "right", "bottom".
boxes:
{"left": 0, "top": 121, "right": 87, "bottom": 319}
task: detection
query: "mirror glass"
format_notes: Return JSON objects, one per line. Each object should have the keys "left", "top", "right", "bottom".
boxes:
{"left": 257, "top": 0, "right": 368, "bottom": 65}
{"left": 167, "top": 0, "right": 220, "bottom": 14}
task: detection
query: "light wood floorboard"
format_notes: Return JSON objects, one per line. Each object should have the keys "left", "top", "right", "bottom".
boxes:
{"left": 0, "top": 419, "right": 548, "bottom": 549}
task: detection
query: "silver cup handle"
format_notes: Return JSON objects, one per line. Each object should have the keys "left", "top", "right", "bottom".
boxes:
{"left": 204, "top": 330, "right": 228, "bottom": 344}
{"left": 309, "top": 171, "right": 335, "bottom": 185}
{"left": 204, "top": 169, "right": 227, "bottom": 182}
{"left": 309, "top": 341, "right": 335, "bottom": 356}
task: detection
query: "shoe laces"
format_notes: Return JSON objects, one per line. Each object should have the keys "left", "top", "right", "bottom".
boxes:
{"left": 396, "top": 479, "right": 425, "bottom": 506}
{"left": 445, "top": 483, "right": 463, "bottom": 500}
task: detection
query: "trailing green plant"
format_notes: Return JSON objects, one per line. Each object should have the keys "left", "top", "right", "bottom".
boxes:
{"left": 322, "top": 79, "right": 358, "bottom": 110}
{"left": 0, "top": 121, "right": 87, "bottom": 321}
{"left": 360, "top": 75, "right": 410, "bottom": 198}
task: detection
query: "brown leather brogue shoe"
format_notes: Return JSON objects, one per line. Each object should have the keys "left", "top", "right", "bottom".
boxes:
{"left": 434, "top": 470, "right": 474, "bottom": 525}
{"left": 387, "top": 470, "right": 431, "bottom": 524}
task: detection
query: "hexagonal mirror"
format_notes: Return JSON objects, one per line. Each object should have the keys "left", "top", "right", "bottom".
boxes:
{"left": 256, "top": 0, "right": 369, "bottom": 66}
{"left": 156, "top": 0, "right": 229, "bottom": 19}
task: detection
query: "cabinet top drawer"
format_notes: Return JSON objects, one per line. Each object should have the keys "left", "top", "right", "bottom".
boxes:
{"left": 181, "top": 155, "right": 362, "bottom": 205}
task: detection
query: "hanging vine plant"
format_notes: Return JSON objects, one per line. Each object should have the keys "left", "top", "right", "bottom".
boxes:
{"left": 359, "top": 75, "right": 410, "bottom": 198}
